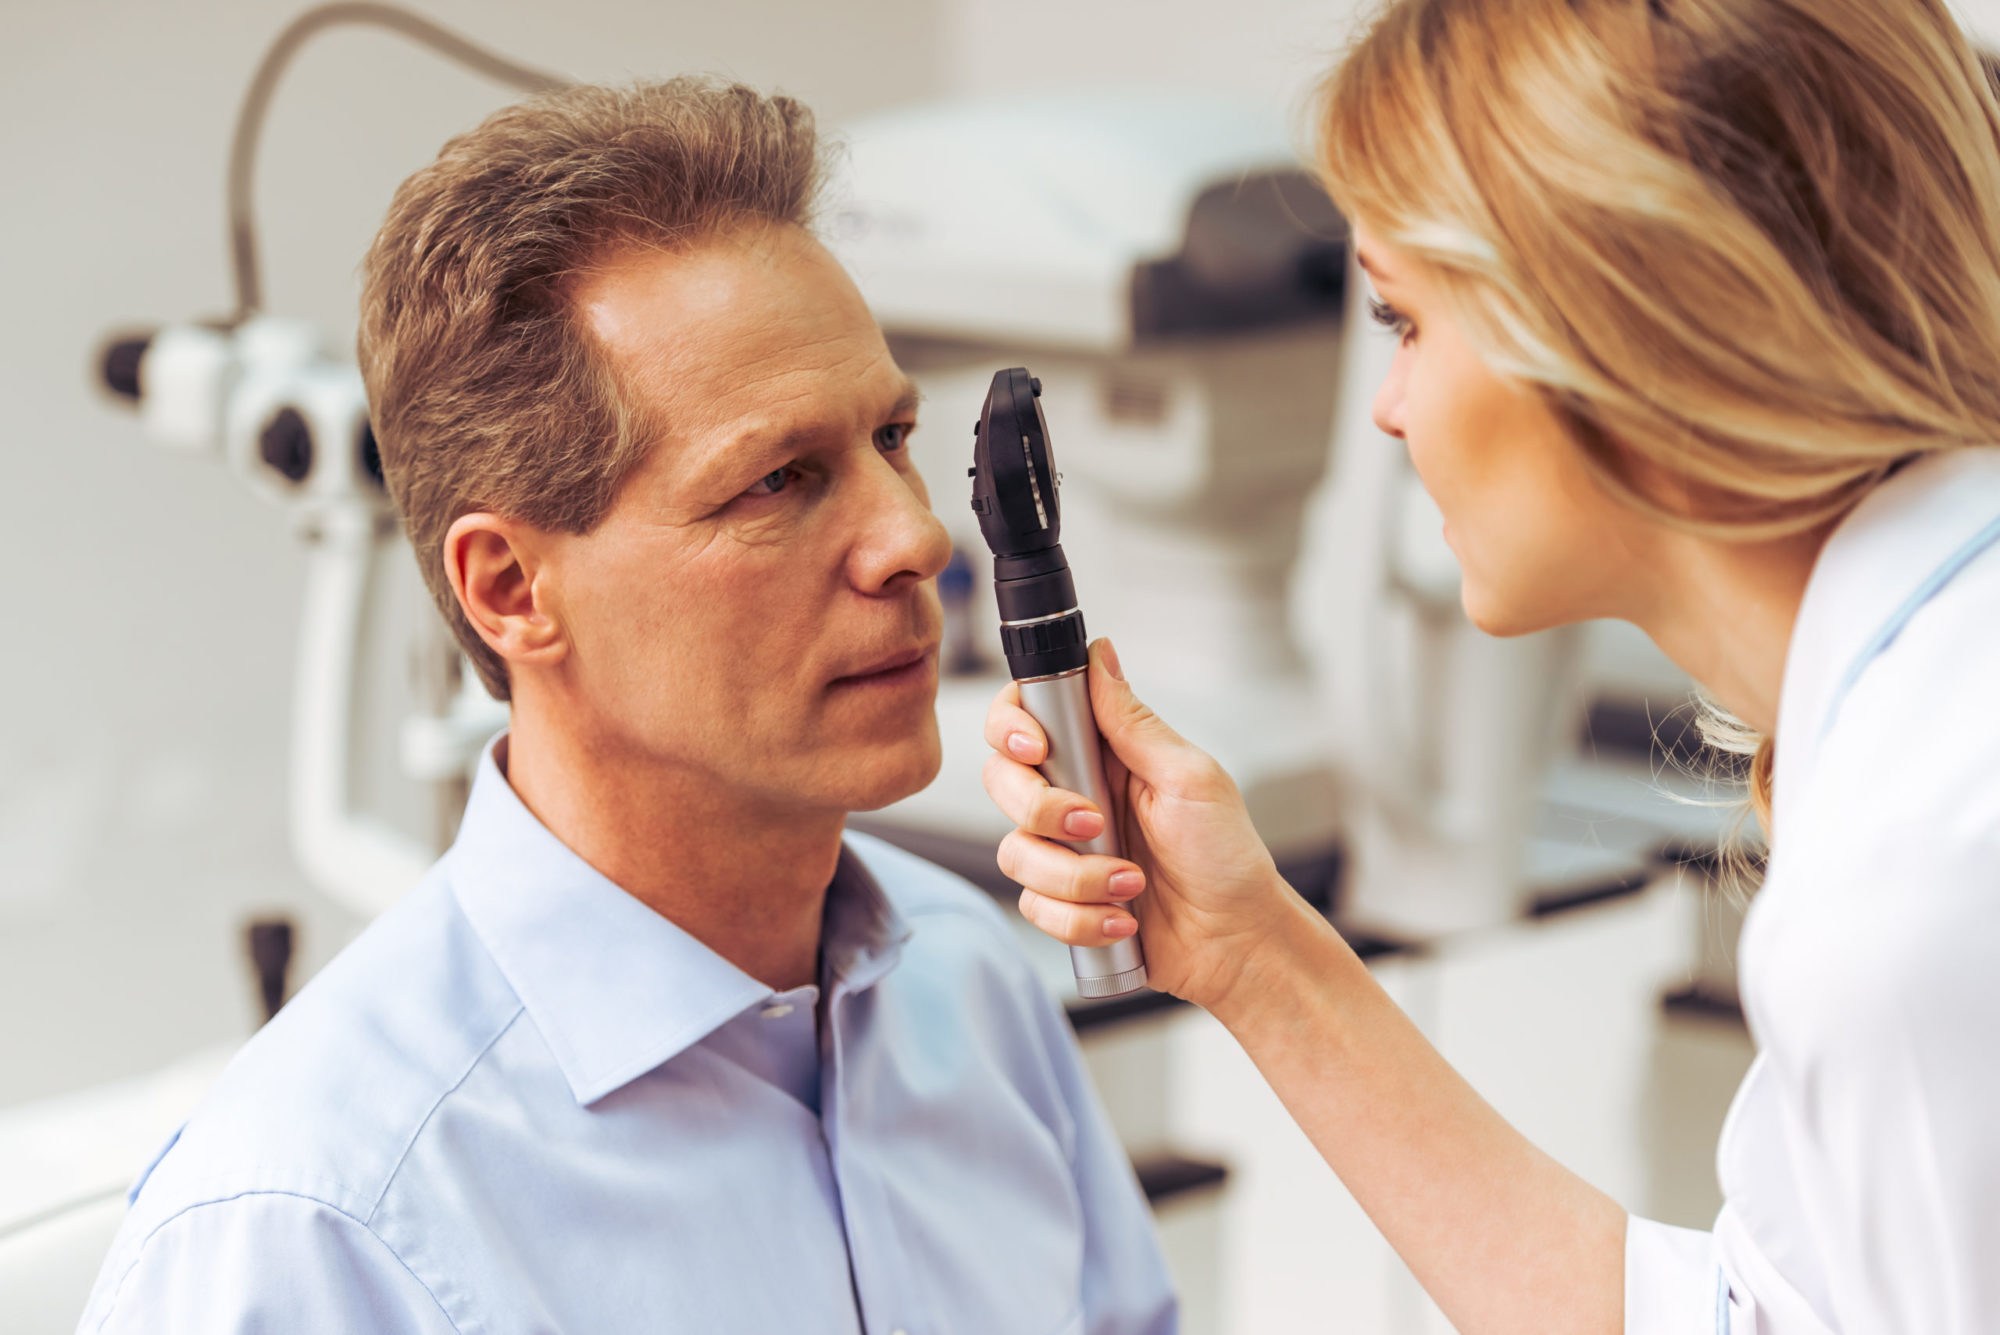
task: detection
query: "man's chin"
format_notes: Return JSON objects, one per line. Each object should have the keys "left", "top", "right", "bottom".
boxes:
{"left": 840, "top": 732, "right": 944, "bottom": 814}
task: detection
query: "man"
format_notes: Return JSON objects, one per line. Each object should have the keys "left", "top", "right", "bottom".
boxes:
{"left": 78, "top": 79, "right": 1175, "bottom": 1334}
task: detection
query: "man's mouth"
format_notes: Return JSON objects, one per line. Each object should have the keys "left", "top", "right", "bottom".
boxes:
{"left": 830, "top": 646, "right": 937, "bottom": 689}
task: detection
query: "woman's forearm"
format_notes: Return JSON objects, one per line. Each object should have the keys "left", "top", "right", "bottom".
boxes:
{"left": 1212, "top": 894, "right": 1627, "bottom": 1335}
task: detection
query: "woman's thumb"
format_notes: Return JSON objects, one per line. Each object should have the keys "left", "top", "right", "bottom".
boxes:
{"left": 1088, "top": 639, "right": 1188, "bottom": 771}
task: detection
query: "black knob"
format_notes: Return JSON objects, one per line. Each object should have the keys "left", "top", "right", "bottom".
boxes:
{"left": 1029, "top": 377, "right": 1043, "bottom": 397}
{"left": 258, "top": 407, "right": 313, "bottom": 484}
{"left": 358, "top": 420, "right": 384, "bottom": 490}
{"left": 99, "top": 333, "right": 152, "bottom": 402}
{"left": 245, "top": 916, "right": 296, "bottom": 1024}
{"left": 1297, "top": 245, "right": 1347, "bottom": 300}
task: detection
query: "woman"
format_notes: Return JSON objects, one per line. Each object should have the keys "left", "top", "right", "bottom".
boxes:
{"left": 980, "top": 0, "right": 2000, "bottom": 1330}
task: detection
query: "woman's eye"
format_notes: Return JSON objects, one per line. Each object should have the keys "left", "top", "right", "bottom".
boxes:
{"left": 1368, "top": 297, "right": 1415, "bottom": 343}
{"left": 876, "top": 422, "right": 914, "bottom": 452}
{"left": 744, "top": 466, "right": 799, "bottom": 498}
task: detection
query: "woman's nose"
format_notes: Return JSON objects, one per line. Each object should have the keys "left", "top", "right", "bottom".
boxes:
{"left": 1372, "top": 375, "right": 1407, "bottom": 440}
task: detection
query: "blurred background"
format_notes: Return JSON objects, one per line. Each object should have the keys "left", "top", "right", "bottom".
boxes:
{"left": 8, "top": 2, "right": 1997, "bottom": 1330}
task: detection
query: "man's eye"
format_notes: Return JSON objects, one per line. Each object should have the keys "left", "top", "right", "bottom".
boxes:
{"left": 744, "top": 466, "right": 799, "bottom": 498}
{"left": 876, "top": 422, "right": 914, "bottom": 452}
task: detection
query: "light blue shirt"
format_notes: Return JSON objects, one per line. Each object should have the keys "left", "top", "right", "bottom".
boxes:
{"left": 78, "top": 739, "right": 1176, "bottom": 1334}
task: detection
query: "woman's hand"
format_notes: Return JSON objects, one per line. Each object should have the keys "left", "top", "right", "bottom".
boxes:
{"left": 982, "top": 638, "right": 1309, "bottom": 1013}
{"left": 990, "top": 642, "right": 1628, "bottom": 1335}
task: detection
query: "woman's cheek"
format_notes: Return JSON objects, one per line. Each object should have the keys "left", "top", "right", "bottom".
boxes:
{"left": 1399, "top": 395, "right": 1454, "bottom": 517}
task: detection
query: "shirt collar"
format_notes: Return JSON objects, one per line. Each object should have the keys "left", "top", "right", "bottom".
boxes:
{"left": 1773, "top": 447, "right": 2000, "bottom": 827}
{"left": 446, "top": 734, "right": 912, "bottom": 1106}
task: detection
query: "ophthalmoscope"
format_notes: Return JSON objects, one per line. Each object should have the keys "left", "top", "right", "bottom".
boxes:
{"left": 970, "top": 368, "right": 1149, "bottom": 999}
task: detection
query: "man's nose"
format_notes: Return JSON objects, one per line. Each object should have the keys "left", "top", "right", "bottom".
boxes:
{"left": 849, "top": 453, "right": 953, "bottom": 594}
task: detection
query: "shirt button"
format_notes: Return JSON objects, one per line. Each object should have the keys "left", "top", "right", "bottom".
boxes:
{"left": 760, "top": 1003, "right": 795, "bottom": 1019}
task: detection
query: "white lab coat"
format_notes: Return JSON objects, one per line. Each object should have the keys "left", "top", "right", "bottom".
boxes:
{"left": 1625, "top": 447, "right": 2000, "bottom": 1333}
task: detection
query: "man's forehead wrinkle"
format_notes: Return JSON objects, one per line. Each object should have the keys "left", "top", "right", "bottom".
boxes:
{"left": 704, "top": 328, "right": 877, "bottom": 401}
{"left": 647, "top": 310, "right": 854, "bottom": 400}
{"left": 697, "top": 338, "right": 890, "bottom": 426}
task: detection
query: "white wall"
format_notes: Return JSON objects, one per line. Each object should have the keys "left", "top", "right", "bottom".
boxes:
{"left": 0, "top": 0, "right": 944, "bottom": 1108}
{"left": 1959, "top": 1, "right": 2000, "bottom": 48}
{"left": 942, "top": 0, "right": 1364, "bottom": 114}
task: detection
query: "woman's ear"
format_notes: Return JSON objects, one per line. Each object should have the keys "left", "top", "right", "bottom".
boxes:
{"left": 442, "top": 513, "right": 567, "bottom": 672}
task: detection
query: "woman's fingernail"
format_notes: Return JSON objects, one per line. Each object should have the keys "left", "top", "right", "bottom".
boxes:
{"left": 1108, "top": 870, "right": 1145, "bottom": 899}
{"left": 1103, "top": 915, "right": 1139, "bottom": 938}
{"left": 1063, "top": 810, "right": 1104, "bottom": 839}
{"left": 1007, "top": 733, "right": 1039, "bottom": 762}
{"left": 1101, "top": 639, "right": 1124, "bottom": 681}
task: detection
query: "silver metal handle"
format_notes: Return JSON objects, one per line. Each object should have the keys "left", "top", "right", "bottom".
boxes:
{"left": 1018, "top": 669, "right": 1149, "bottom": 998}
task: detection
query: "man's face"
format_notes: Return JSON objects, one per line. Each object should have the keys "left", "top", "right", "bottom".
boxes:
{"left": 540, "top": 223, "right": 949, "bottom": 816}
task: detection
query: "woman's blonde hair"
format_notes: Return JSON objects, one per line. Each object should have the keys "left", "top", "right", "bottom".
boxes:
{"left": 1317, "top": 0, "right": 2000, "bottom": 828}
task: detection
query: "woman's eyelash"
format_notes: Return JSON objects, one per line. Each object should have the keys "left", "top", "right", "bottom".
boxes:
{"left": 1368, "top": 297, "right": 1413, "bottom": 337}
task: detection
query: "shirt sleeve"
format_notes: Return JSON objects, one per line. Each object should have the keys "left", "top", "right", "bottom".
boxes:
{"left": 80, "top": 1193, "right": 460, "bottom": 1335}
{"left": 1024, "top": 986, "right": 1180, "bottom": 1335}
{"left": 1625, "top": 1216, "right": 1730, "bottom": 1335}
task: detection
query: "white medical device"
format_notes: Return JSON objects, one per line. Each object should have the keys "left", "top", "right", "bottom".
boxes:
{"left": 99, "top": 320, "right": 486, "bottom": 918}
{"left": 88, "top": 4, "right": 557, "bottom": 919}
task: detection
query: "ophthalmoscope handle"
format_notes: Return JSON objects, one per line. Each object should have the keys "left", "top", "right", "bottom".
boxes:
{"left": 1018, "top": 668, "right": 1149, "bottom": 998}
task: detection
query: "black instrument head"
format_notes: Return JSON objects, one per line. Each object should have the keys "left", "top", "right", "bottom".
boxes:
{"left": 970, "top": 367, "right": 1060, "bottom": 559}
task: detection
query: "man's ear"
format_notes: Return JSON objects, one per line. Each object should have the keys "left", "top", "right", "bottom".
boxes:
{"left": 442, "top": 513, "right": 567, "bottom": 672}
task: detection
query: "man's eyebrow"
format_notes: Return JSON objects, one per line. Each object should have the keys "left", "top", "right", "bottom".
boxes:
{"left": 1356, "top": 248, "right": 1385, "bottom": 279}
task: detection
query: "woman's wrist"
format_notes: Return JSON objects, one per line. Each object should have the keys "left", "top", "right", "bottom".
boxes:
{"left": 1203, "top": 878, "right": 1365, "bottom": 1042}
